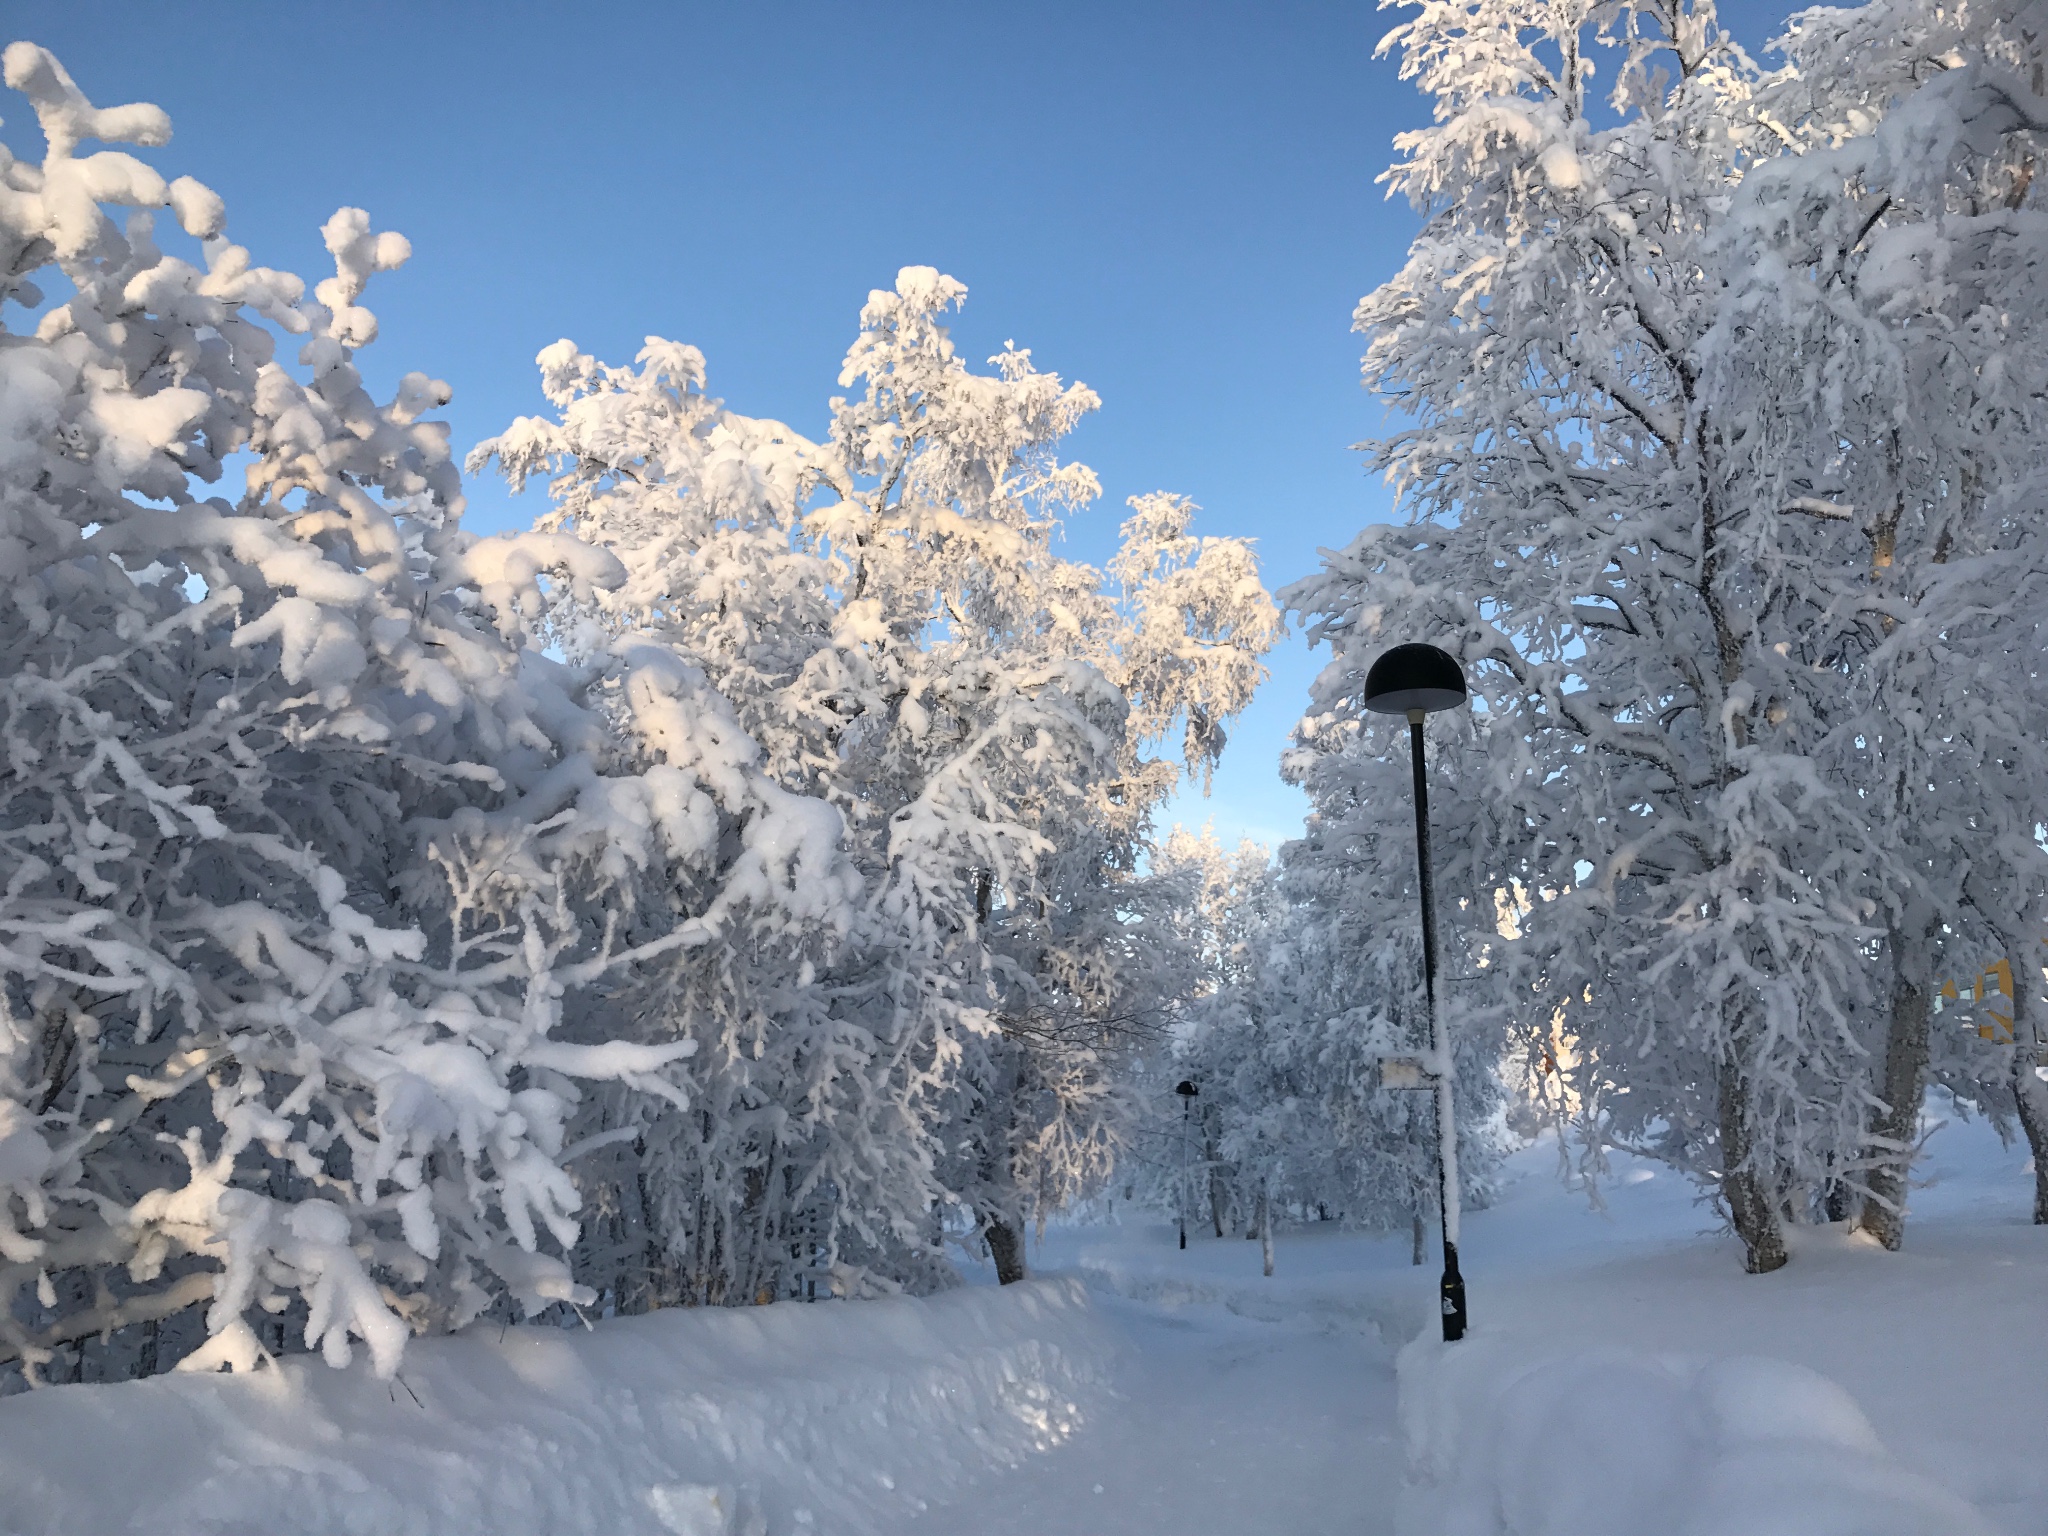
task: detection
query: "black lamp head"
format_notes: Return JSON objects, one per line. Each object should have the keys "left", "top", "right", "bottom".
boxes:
{"left": 1362, "top": 642, "right": 1468, "bottom": 716}
{"left": 1174, "top": 1080, "right": 1199, "bottom": 1098}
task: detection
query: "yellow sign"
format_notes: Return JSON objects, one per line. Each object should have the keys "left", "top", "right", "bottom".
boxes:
{"left": 1933, "top": 955, "right": 2022, "bottom": 1042}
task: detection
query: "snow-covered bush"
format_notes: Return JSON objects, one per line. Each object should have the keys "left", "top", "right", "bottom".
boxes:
{"left": 0, "top": 44, "right": 850, "bottom": 1383}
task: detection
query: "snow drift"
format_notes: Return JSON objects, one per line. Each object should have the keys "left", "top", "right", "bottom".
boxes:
{"left": 0, "top": 1277, "right": 1110, "bottom": 1536}
{"left": 1396, "top": 1331, "right": 1995, "bottom": 1536}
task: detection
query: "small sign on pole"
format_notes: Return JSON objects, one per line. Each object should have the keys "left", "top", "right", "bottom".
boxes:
{"left": 1380, "top": 1056, "right": 1432, "bottom": 1090}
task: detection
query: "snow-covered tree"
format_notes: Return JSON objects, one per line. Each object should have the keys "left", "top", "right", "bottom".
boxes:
{"left": 473, "top": 269, "right": 1280, "bottom": 1292}
{"left": 1295, "top": 0, "right": 2048, "bottom": 1269}
{"left": 1286, "top": 0, "right": 1927, "bottom": 1270}
{"left": 1296, "top": 0, "right": 1879, "bottom": 1273}
{"left": 0, "top": 44, "right": 850, "bottom": 1383}
{"left": 1140, "top": 819, "right": 1504, "bottom": 1269}
{"left": 1738, "top": 0, "right": 2048, "bottom": 1236}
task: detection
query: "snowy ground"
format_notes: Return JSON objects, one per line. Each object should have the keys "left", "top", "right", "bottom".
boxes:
{"left": 904, "top": 1295, "right": 1400, "bottom": 1536}
{"left": 2, "top": 1097, "right": 2039, "bottom": 1535}
{"left": 930, "top": 1093, "right": 2045, "bottom": 1535}
{"left": 0, "top": 1279, "right": 1112, "bottom": 1536}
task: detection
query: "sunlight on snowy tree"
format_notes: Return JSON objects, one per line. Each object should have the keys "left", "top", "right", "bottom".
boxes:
{"left": 472, "top": 269, "right": 1280, "bottom": 1293}
{"left": 1738, "top": 0, "right": 2048, "bottom": 1238}
{"left": 0, "top": 44, "right": 854, "bottom": 1383}
{"left": 1293, "top": 0, "right": 2048, "bottom": 1271}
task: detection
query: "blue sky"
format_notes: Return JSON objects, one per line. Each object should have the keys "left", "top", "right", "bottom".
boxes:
{"left": 18, "top": 0, "right": 1792, "bottom": 851}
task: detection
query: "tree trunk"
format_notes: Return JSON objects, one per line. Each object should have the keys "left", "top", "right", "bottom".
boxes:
{"left": 1821, "top": 1171, "right": 1856, "bottom": 1225}
{"left": 1411, "top": 1209, "right": 1427, "bottom": 1267}
{"left": 979, "top": 1042, "right": 1028, "bottom": 1284}
{"left": 1718, "top": 1044, "right": 1788, "bottom": 1273}
{"left": 2008, "top": 957, "right": 2048, "bottom": 1224}
{"left": 986, "top": 1218, "right": 1027, "bottom": 1285}
{"left": 1857, "top": 925, "right": 1932, "bottom": 1251}
{"left": 1258, "top": 1182, "right": 1274, "bottom": 1278}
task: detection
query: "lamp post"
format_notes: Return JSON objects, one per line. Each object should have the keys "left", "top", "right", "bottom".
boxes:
{"left": 1363, "top": 642, "right": 1470, "bottom": 1342}
{"left": 1175, "top": 1080, "right": 1199, "bottom": 1250}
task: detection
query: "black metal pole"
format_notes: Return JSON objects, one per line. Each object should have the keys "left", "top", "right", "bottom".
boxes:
{"left": 1179, "top": 1092, "right": 1189, "bottom": 1250}
{"left": 1409, "top": 712, "right": 1467, "bottom": 1342}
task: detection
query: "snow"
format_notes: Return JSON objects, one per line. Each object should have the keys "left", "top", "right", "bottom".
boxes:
{"left": 905, "top": 1294, "right": 1401, "bottom": 1536}
{"left": 3, "top": 24, "right": 2046, "bottom": 1533}
{"left": 0, "top": 1277, "right": 1109, "bottom": 1536}
{"left": 1398, "top": 1344, "right": 1992, "bottom": 1536}
{"left": 1013, "top": 1094, "right": 2045, "bottom": 1536}
{"left": 0, "top": 1099, "right": 2039, "bottom": 1534}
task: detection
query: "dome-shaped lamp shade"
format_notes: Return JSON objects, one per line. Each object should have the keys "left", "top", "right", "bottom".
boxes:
{"left": 1362, "top": 642, "right": 1468, "bottom": 716}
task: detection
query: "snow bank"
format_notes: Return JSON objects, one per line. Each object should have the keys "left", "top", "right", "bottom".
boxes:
{"left": 0, "top": 1277, "right": 1109, "bottom": 1536}
{"left": 1396, "top": 1332, "right": 1995, "bottom": 1536}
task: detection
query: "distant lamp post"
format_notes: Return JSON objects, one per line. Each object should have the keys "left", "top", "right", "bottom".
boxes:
{"left": 1364, "top": 642, "right": 1470, "bottom": 1342}
{"left": 1175, "top": 1080, "right": 1200, "bottom": 1251}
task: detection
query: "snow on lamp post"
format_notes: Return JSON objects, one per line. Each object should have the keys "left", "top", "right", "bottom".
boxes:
{"left": 1364, "top": 642, "right": 1470, "bottom": 1343}
{"left": 1175, "top": 1079, "right": 1199, "bottom": 1251}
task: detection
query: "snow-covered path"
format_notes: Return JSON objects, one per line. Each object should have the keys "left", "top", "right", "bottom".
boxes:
{"left": 912, "top": 1098, "right": 2047, "bottom": 1536}
{"left": 906, "top": 1293, "right": 1400, "bottom": 1536}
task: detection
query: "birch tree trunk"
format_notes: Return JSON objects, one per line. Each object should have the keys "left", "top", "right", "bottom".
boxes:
{"left": 1822, "top": 1157, "right": 1856, "bottom": 1224}
{"left": 1718, "top": 1007, "right": 1788, "bottom": 1273}
{"left": 980, "top": 1040, "right": 1028, "bottom": 1284}
{"left": 1857, "top": 924, "right": 1933, "bottom": 1251}
{"left": 986, "top": 1219, "right": 1028, "bottom": 1285}
{"left": 2007, "top": 955, "right": 2048, "bottom": 1225}
{"left": 1259, "top": 1182, "right": 1274, "bottom": 1278}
